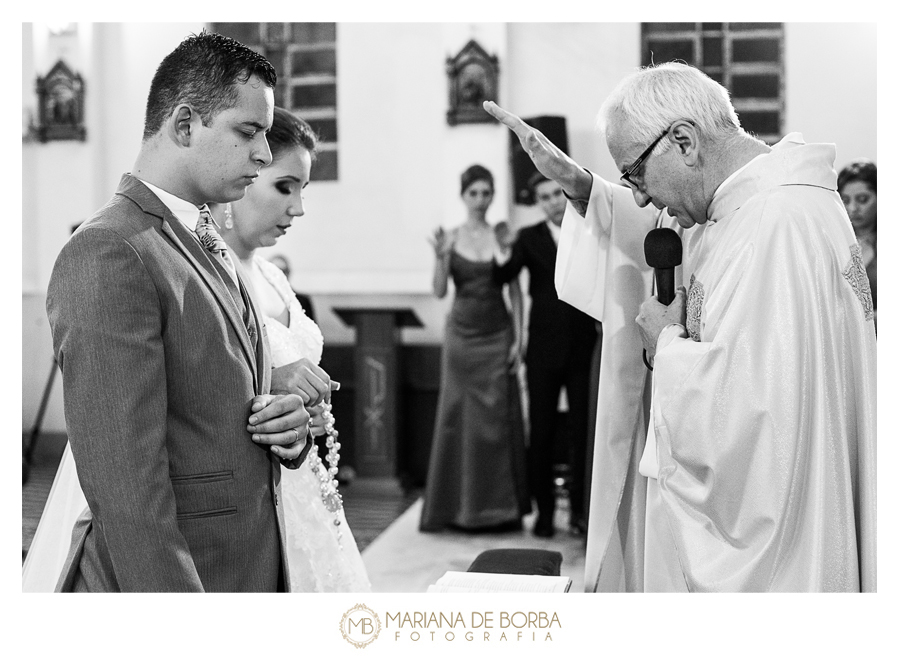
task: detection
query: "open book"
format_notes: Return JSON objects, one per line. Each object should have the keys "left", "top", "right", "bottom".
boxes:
{"left": 426, "top": 571, "right": 571, "bottom": 593}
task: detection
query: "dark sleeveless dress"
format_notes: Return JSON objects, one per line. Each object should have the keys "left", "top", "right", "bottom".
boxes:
{"left": 419, "top": 251, "right": 530, "bottom": 531}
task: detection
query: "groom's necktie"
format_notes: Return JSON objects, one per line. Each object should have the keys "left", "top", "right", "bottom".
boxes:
{"left": 196, "top": 205, "right": 239, "bottom": 286}
{"left": 195, "top": 206, "right": 260, "bottom": 354}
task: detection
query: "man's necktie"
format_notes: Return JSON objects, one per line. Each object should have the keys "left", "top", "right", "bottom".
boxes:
{"left": 196, "top": 205, "right": 238, "bottom": 285}
{"left": 196, "top": 205, "right": 259, "bottom": 351}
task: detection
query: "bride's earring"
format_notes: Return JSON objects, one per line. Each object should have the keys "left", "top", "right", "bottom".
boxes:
{"left": 224, "top": 203, "right": 234, "bottom": 230}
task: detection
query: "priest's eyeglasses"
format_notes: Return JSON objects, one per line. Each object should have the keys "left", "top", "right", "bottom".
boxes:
{"left": 619, "top": 127, "right": 671, "bottom": 190}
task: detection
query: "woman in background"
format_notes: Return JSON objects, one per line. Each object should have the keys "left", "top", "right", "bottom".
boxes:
{"left": 214, "top": 107, "right": 370, "bottom": 592}
{"left": 837, "top": 159, "right": 876, "bottom": 319}
{"left": 419, "top": 164, "right": 530, "bottom": 532}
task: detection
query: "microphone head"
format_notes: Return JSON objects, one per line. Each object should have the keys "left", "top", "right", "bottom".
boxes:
{"left": 644, "top": 227, "right": 683, "bottom": 269}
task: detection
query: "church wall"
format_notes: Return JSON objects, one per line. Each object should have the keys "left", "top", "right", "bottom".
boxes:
{"left": 784, "top": 22, "right": 877, "bottom": 168}
{"left": 22, "top": 22, "right": 878, "bottom": 432}
{"left": 22, "top": 22, "right": 207, "bottom": 433}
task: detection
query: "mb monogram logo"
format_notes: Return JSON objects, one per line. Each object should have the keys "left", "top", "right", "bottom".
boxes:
{"left": 340, "top": 604, "right": 382, "bottom": 648}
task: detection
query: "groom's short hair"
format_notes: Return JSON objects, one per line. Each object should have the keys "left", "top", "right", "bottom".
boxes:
{"left": 142, "top": 30, "right": 277, "bottom": 140}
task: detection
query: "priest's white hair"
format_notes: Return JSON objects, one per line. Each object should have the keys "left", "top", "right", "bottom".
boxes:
{"left": 597, "top": 62, "right": 742, "bottom": 154}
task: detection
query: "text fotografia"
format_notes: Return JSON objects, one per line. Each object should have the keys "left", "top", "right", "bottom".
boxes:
{"left": 387, "top": 611, "right": 561, "bottom": 642}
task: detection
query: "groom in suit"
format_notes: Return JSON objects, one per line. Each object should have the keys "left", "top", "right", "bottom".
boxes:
{"left": 46, "top": 32, "right": 315, "bottom": 592}
{"left": 494, "top": 173, "right": 599, "bottom": 538}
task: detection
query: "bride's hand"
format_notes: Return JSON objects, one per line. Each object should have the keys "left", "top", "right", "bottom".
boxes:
{"left": 307, "top": 403, "right": 329, "bottom": 437}
{"left": 271, "top": 358, "right": 340, "bottom": 406}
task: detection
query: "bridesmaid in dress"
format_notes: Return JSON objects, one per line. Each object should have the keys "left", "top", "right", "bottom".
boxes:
{"left": 419, "top": 164, "right": 530, "bottom": 532}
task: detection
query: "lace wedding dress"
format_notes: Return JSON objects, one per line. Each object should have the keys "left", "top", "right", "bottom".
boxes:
{"left": 22, "top": 257, "right": 371, "bottom": 593}
{"left": 255, "top": 256, "right": 370, "bottom": 592}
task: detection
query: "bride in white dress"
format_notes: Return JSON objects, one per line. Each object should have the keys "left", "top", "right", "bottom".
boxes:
{"left": 242, "top": 255, "right": 370, "bottom": 592}
{"left": 23, "top": 107, "right": 370, "bottom": 593}
{"left": 214, "top": 107, "right": 370, "bottom": 592}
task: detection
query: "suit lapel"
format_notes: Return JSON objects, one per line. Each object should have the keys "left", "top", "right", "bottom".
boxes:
{"left": 238, "top": 274, "right": 270, "bottom": 395}
{"left": 116, "top": 175, "right": 260, "bottom": 384}
{"left": 163, "top": 216, "right": 260, "bottom": 387}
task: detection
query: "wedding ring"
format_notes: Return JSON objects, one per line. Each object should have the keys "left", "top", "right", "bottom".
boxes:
{"left": 291, "top": 427, "right": 300, "bottom": 443}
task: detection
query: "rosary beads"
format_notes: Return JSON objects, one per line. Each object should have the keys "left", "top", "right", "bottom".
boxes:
{"left": 308, "top": 402, "right": 344, "bottom": 546}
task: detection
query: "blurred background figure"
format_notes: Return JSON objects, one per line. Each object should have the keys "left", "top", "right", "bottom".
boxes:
{"left": 493, "top": 172, "right": 599, "bottom": 538}
{"left": 269, "top": 253, "right": 317, "bottom": 323}
{"left": 838, "top": 159, "right": 877, "bottom": 320}
{"left": 419, "top": 164, "right": 530, "bottom": 532}
{"left": 214, "top": 106, "right": 370, "bottom": 592}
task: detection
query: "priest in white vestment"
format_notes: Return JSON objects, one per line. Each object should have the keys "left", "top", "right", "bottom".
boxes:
{"left": 484, "top": 62, "right": 876, "bottom": 593}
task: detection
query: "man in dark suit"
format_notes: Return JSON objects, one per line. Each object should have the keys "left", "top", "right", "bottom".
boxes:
{"left": 46, "top": 32, "right": 323, "bottom": 592}
{"left": 494, "top": 172, "right": 599, "bottom": 538}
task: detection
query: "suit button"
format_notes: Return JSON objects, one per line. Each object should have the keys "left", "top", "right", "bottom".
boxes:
{"left": 274, "top": 493, "right": 279, "bottom": 506}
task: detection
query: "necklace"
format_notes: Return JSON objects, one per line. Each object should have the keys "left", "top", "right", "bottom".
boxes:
{"left": 307, "top": 402, "right": 344, "bottom": 547}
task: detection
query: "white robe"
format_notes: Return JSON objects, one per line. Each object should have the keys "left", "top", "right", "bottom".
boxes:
{"left": 557, "top": 133, "right": 876, "bottom": 592}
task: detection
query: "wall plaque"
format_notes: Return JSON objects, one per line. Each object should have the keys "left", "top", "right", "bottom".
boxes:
{"left": 446, "top": 39, "right": 499, "bottom": 126}
{"left": 36, "top": 60, "right": 86, "bottom": 142}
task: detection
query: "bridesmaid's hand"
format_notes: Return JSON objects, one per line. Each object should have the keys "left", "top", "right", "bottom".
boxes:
{"left": 428, "top": 226, "right": 455, "bottom": 258}
{"left": 494, "top": 221, "right": 516, "bottom": 251}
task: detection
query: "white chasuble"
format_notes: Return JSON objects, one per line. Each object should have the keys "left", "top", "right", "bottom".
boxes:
{"left": 558, "top": 134, "right": 876, "bottom": 592}
{"left": 556, "top": 174, "right": 661, "bottom": 592}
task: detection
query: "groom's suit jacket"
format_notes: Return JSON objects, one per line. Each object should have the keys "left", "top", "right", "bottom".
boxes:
{"left": 47, "top": 174, "right": 304, "bottom": 592}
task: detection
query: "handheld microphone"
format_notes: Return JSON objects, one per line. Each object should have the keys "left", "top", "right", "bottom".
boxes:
{"left": 643, "top": 228, "right": 682, "bottom": 305}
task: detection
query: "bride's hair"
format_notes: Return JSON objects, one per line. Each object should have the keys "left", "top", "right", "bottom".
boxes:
{"left": 269, "top": 106, "right": 319, "bottom": 162}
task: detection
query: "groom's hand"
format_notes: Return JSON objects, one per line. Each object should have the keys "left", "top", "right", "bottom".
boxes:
{"left": 248, "top": 394, "right": 311, "bottom": 461}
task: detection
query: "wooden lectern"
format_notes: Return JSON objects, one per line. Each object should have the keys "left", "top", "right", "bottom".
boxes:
{"left": 332, "top": 308, "right": 423, "bottom": 478}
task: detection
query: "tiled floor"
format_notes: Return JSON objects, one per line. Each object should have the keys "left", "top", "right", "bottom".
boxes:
{"left": 361, "top": 498, "right": 586, "bottom": 593}
{"left": 21, "top": 433, "right": 67, "bottom": 560}
{"left": 340, "top": 477, "right": 421, "bottom": 553}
